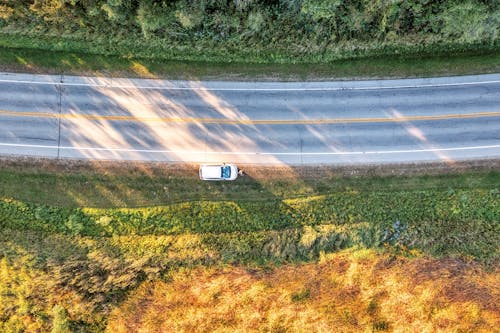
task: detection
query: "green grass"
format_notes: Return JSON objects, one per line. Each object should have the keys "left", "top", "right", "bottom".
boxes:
{"left": 3, "top": 187, "right": 498, "bottom": 263}
{"left": 0, "top": 161, "right": 498, "bottom": 263}
{"left": 0, "top": 45, "right": 499, "bottom": 80}
{"left": 0, "top": 161, "right": 498, "bottom": 208}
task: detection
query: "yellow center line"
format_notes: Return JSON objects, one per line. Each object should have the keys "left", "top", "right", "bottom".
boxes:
{"left": 0, "top": 109, "right": 499, "bottom": 124}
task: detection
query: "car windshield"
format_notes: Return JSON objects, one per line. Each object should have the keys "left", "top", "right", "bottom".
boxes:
{"left": 222, "top": 166, "right": 231, "bottom": 178}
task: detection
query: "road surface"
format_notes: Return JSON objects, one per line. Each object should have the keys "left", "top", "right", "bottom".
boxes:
{"left": 0, "top": 72, "right": 499, "bottom": 165}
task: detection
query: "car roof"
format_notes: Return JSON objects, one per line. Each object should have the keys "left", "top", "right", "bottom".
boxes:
{"left": 200, "top": 165, "right": 222, "bottom": 179}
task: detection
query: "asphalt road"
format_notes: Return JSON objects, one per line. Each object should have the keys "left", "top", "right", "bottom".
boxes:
{"left": 0, "top": 72, "right": 499, "bottom": 165}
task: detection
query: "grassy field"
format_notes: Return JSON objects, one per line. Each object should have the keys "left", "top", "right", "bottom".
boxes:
{"left": 1, "top": 45, "right": 499, "bottom": 80}
{"left": 0, "top": 159, "right": 498, "bottom": 265}
{"left": 0, "top": 159, "right": 498, "bottom": 331}
{"left": 106, "top": 250, "right": 499, "bottom": 332}
{"left": 0, "top": 158, "right": 498, "bottom": 208}
{"left": 1, "top": 235, "right": 498, "bottom": 332}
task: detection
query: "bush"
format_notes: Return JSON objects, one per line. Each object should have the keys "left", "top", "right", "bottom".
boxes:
{"left": 136, "top": 0, "right": 174, "bottom": 38}
{"left": 441, "top": 1, "right": 500, "bottom": 43}
{"left": 51, "top": 305, "right": 70, "bottom": 333}
{"left": 0, "top": 5, "right": 14, "bottom": 21}
{"left": 175, "top": 1, "right": 204, "bottom": 30}
{"left": 301, "top": 0, "right": 341, "bottom": 21}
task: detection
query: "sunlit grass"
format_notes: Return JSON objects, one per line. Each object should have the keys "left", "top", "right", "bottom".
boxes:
{"left": 130, "top": 61, "right": 155, "bottom": 77}
{"left": 0, "top": 45, "right": 499, "bottom": 80}
{"left": 0, "top": 214, "right": 497, "bottom": 331}
{"left": 0, "top": 159, "right": 497, "bottom": 208}
{"left": 106, "top": 250, "right": 499, "bottom": 332}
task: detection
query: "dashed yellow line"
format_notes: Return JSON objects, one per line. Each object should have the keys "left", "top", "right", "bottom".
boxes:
{"left": 0, "top": 109, "right": 499, "bottom": 125}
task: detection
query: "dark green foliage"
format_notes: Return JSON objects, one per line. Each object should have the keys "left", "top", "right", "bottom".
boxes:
{"left": 291, "top": 288, "right": 310, "bottom": 302}
{"left": 0, "top": 0, "right": 498, "bottom": 63}
{"left": 373, "top": 320, "right": 390, "bottom": 331}
{"left": 136, "top": 1, "right": 174, "bottom": 38}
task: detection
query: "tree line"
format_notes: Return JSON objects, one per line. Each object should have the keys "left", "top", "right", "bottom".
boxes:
{"left": 1, "top": 0, "right": 498, "bottom": 50}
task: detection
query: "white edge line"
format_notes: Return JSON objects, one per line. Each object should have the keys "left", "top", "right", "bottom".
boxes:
{"left": 0, "top": 78, "right": 499, "bottom": 91}
{"left": 0, "top": 142, "right": 499, "bottom": 156}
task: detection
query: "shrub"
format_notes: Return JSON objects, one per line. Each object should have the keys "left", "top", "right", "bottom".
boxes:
{"left": 136, "top": 0, "right": 173, "bottom": 38}
{"left": 175, "top": 1, "right": 204, "bottom": 30}
{"left": 301, "top": 0, "right": 342, "bottom": 21}
{"left": 51, "top": 305, "right": 70, "bottom": 333}
{"left": 101, "top": 0, "right": 134, "bottom": 23}
{"left": 0, "top": 5, "right": 14, "bottom": 21}
{"left": 234, "top": 0, "right": 257, "bottom": 12}
{"left": 441, "top": 1, "right": 500, "bottom": 43}
{"left": 245, "top": 10, "right": 266, "bottom": 34}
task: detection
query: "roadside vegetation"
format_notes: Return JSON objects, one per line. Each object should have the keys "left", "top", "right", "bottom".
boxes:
{"left": 0, "top": 0, "right": 499, "bottom": 79}
{"left": 1, "top": 46, "right": 499, "bottom": 80}
{"left": 0, "top": 159, "right": 498, "bottom": 331}
{"left": 0, "top": 1, "right": 499, "bottom": 330}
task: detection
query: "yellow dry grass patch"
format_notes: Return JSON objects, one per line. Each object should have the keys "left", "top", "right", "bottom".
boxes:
{"left": 107, "top": 250, "right": 499, "bottom": 333}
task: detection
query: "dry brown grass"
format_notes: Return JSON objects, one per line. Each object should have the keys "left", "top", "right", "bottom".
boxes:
{"left": 106, "top": 250, "right": 499, "bottom": 333}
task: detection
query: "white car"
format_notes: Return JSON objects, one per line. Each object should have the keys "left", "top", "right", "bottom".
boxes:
{"left": 199, "top": 163, "right": 239, "bottom": 181}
